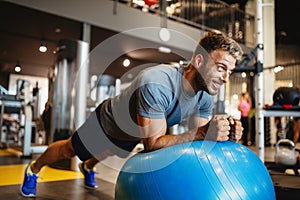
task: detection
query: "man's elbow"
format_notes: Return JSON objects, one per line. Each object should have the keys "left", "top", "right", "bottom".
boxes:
{"left": 142, "top": 138, "right": 160, "bottom": 152}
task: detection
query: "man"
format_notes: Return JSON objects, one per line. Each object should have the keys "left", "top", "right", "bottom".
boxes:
{"left": 20, "top": 31, "right": 244, "bottom": 197}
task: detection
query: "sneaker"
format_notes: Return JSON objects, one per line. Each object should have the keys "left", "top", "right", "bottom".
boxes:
{"left": 20, "top": 162, "right": 38, "bottom": 197}
{"left": 79, "top": 162, "right": 98, "bottom": 189}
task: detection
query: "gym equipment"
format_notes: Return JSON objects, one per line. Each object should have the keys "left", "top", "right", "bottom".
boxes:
{"left": 144, "top": 0, "right": 158, "bottom": 6}
{"left": 275, "top": 139, "right": 298, "bottom": 166}
{"left": 273, "top": 87, "right": 300, "bottom": 106}
{"left": 49, "top": 39, "right": 89, "bottom": 170}
{"left": 0, "top": 80, "right": 47, "bottom": 155}
{"left": 115, "top": 141, "right": 275, "bottom": 200}
{"left": 51, "top": 39, "right": 78, "bottom": 141}
{"left": 96, "top": 75, "right": 116, "bottom": 105}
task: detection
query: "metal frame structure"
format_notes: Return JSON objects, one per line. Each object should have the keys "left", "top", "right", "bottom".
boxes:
{"left": 0, "top": 96, "right": 47, "bottom": 157}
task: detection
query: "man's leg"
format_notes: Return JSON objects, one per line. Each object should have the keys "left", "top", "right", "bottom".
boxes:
{"left": 79, "top": 157, "right": 100, "bottom": 189}
{"left": 31, "top": 137, "right": 76, "bottom": 173}
{"left": 79, "top": 149, "right": 115, "bottom": 189}
{"left": 20, "top": 137, "right": 76, "bottom": 197}
{"left": 84, "top": 157, "right": 100, "bottom": 170}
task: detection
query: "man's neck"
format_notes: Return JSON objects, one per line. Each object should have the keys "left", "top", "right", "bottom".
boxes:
{"left": 183, "top": 64, "right": 206, "bottom": 95}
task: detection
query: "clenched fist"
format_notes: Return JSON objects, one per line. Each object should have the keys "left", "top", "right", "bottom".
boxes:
{"left": 227, "top": 116, "right": 243, "bottom": 142}
{"left": 206, "top": 115, "right": 243, "bottom": 142}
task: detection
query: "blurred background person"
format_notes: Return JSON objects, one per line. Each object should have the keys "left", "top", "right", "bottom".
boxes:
{"left": 293, "top": 117, "right": 300, "bottom": 145}
{"left": 238, "top": 92, "right": 252, "bottom": 146}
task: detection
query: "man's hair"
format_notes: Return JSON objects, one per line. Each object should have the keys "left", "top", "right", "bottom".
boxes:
{"left": 194, "top": 31, "right": 243, "bottom": 61}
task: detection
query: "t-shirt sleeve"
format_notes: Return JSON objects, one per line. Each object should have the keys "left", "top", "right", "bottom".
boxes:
{"left": 136, "top": 76, "right": 173, "bottom": 119}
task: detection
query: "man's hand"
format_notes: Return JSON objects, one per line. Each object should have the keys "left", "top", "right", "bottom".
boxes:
{"left": 206, "top": 115, "right": 231, "bottom": 141}
{"left": 227, "top": 116, "right": 243, "bottom": 142}
{"left": 205, "top": 115, "right": 244, "bottom": 142}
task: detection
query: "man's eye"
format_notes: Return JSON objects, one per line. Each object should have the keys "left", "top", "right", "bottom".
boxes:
{"left": 217, "top": 66, "right": 225, "bottom": 72}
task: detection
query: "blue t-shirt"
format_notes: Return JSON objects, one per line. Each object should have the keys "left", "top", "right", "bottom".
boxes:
{"left": 101, "top": 65, "right": 214, "bottom": 140}
{"left": 136, "top": 65, "right": 213, "bottom": 127}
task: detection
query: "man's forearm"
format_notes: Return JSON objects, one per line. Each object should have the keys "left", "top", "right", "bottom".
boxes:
{"left": 143, "top": 123, "right": 209, "bottom": 152}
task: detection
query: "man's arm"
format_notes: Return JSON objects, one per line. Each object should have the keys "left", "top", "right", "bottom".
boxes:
{"left": 138, "top": 114, "right": 231, "bottom": 152}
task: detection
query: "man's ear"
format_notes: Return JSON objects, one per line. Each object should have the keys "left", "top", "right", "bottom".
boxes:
{"left": 194, "top": 54, "right": 204, "bottom": 70}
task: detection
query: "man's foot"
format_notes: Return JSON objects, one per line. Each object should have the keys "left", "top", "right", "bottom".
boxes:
{"left": 20, "top": 161, "right": 38, "bottom": 197}
{"left": 79, "top": 162, "right": 98, "bottom": 189}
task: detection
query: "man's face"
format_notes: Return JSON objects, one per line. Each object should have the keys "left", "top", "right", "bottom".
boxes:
{"left": 198, "top": 50, "right": 236, "bottom": 95}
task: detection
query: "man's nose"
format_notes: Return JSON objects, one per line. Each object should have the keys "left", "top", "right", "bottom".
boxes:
{"left": 220, "top": 71, "right": 230, "bottom": 82}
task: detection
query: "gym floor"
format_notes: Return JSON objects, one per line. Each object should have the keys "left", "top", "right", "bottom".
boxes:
{"left": 0, "top": 148, "right": 116, "bottom": 199}
{"left": 0, "top": 144, "right": 299, "bottom": 199}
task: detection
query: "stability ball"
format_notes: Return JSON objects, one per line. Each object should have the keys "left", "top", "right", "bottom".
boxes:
{"left": 115, "top": 141, "right": 275, "bottom": 200}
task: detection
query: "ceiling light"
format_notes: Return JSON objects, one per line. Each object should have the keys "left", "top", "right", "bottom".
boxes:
{"left": 274, "top": 65, "right": 284, "bottom": 73}
{"left": 55, "top": 27, "right": 61, "bottom": 33}
{"left": 241, "top": 72, "right": 246, "bottom": 78}
{"left": 159, "top": 28, "right": 171, "bottom": 42}
{"left": 15, "top": 64, "right": 21, "bottom": 72}
{"left": 39, "top": 41, "right": 47, "bottom": 52}
{"left": 123, "top": 59, "right": 130, "bottom": 67}
{"left": 158, "top": 46, "right": 171, "bottom": 54}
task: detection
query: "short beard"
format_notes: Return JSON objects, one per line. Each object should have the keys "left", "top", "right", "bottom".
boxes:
{"left": 195, "top": 71, "right": 210, "bottom": 93}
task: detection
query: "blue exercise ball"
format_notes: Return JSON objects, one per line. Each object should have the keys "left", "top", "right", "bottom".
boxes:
{"left": 115, "top": 141, "right": 275, "bottom": 200}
